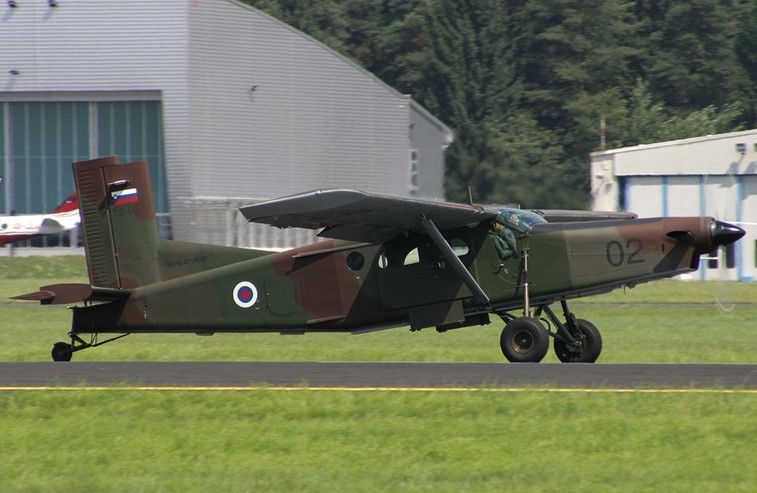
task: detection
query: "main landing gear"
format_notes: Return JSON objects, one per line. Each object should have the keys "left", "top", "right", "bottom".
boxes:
{"left": 51, "top": 332, "right": 130, "bottom": 362}
{"left": 498, "top": 249, "right": 602, "bottom": 363}
{"left": 499, "top": 300, "right": 603, "bottom": 364}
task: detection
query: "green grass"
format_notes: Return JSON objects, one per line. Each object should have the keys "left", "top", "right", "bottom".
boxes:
{"left": 1, "top": 256, "right": 756, "bottom": 363}
{"left": 3, "top": 304, "right": 757, "bottom": 363}
{"left": 2, "top": 257, "right": 757, "bottom": 492}
{"left": 0, "top": 255, "right": 87, "bottom": 280}
{"left": 1, "top": 390, "right": 755, "bottom": 493}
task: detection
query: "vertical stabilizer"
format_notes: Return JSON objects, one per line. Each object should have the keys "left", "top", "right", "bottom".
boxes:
{"left": 74, "top": 156, "right": 160, "bottom": 288}
{"left": 51, "top": 193, "right": 79, "bottom": 213}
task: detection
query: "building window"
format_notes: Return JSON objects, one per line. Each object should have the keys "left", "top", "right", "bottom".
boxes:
{"left": 409, "top": 149, "right": 419, "bottom": 194}
{"left": 708, "top": 250, "right": 718, "bottom": 269}
{"left": 708, "top": 245, "right": 737, "bottom": 270}
{"left": 725, "top": 243, "right": 736, "bottom": 269}
{"left": 618, "top": 176, "right": 627, "bottom": 211}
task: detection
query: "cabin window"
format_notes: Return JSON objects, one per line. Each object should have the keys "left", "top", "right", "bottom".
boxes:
{"left": 346, "top": 251, "right": 365, "bottom": 271}
{"left": 450, "top": 238, "right": 469, "bottom": 257}
{"left": 378, "top": 246, "right": 420, "bottom": 269}
{"left": 378, "top": 253, "right": 388, "bottom": 269}
{"left": 403, "top": 248, "right": 420, "bottom": 266}
{"left": 409, "top": 149, "right": 419, "bottom": 195}
{"left": 377, "top": 235, "right": 460, "bottom": 269}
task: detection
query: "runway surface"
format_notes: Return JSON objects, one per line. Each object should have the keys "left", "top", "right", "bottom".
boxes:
{"left": 1, "top": 362, "right": 756, "bottom": 389}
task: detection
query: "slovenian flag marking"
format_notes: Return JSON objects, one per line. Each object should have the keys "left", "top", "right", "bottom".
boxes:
{"left": 111, "top": 188, "right": 139, "bottom": 205}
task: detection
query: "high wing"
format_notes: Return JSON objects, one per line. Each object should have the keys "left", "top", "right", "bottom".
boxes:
{"left": 239, "top": 189, "right": 498, "bottom": 243}
{"left": 531, "top": 209, "right": 638, "bottom": 222}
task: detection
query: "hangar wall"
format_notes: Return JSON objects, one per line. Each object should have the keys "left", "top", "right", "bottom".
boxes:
{"left": 182, "top": 0, "right": 451, "bottom": 247}
{"left": 1, "top": 0, "right": 451, "bottom": 249}
{"left": 0, "top": 0, "right": 189, "bottom": 244}
{"left": 187, "top": 0, "right": 413, "bottom": 198}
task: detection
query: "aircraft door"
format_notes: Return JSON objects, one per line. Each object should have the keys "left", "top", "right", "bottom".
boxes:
{"left": 472, "top": 224, "right": 522, "bottom": 302}
{"left": 375, "top": 232, "right": 472, "bottom": 310}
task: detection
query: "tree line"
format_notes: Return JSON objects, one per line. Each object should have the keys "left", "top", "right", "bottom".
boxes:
{"left": 248, "top": 0, "right": 757, "bottom": 208}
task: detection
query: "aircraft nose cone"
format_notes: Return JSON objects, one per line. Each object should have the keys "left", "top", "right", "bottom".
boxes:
{"left": 711, "top": 220, "right": 745, "bottom": 248}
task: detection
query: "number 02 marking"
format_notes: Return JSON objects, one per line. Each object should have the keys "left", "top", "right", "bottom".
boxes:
{"left": 606, "top": 239, "right": 645, "bottom": 267}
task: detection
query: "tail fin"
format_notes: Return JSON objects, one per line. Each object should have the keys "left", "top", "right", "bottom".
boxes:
{"left": 51, "top": 193, "right": 79, "bottom": 214}
{"left": 73, "top": 156, "right": 160, "bottom": 288}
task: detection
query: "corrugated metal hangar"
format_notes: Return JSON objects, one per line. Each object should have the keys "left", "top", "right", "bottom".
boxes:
{"left": 0, "top": 0, "right": 452, "bottom": 248}
{"left": 591, "top": 129, "right": 757, "bottom": 282}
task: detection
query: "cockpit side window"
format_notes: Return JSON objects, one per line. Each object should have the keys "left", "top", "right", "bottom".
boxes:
{"left": 495, "top": 208, "right": 547, "bottom": 233}
{"left": 489, "top": 221, "right": 518, "bottom": 260}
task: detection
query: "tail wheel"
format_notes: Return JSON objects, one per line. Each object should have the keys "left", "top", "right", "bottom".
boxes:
{"left": 500, "top": 317, "right": 550, "bottom": 363}
{"left": 554, "top": 319, "right": 602, "bottom": 363}
{"left": 51, "top": 342, "right": 73, "bottom": 362}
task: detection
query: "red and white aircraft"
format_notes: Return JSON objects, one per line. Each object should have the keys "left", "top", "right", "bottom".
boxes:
{"left": 0, "top": 194, "right": 79, "bottom": 246}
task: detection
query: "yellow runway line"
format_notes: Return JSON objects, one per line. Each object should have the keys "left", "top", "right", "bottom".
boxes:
{"left": 1, "top": 386, "right": 756, "bottom": 394}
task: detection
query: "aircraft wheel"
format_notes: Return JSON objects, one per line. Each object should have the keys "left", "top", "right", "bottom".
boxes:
{"left": 51, "top": 342, "right": 73, "bottom": 362}
{"left": 500, "top": 317, "right": 549, "bottom": 363}
{"left": 554, "top": 319, "right": 602, "bottom": 363}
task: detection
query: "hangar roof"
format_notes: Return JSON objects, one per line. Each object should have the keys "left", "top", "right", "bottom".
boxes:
{"left": 590, "top": 128, "right": 757, "bottom": 176}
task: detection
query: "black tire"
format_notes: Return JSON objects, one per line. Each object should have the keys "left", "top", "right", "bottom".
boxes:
{"left": 500, "top": 317, "right": 550, "bottom": 363}
{"left": 553, "top": 319, "right": 602, "bottom": 363}
{"left": 51, "top": 342, "right": 73, "bottom": 362}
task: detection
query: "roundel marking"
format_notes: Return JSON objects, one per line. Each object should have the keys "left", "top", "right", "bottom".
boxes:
{"left": 233, "top": 281, "right": 259, "bottom": 308}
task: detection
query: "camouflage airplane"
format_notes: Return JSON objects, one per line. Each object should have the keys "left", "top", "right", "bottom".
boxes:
{"left": 0, "top": 193, "right": 79, "bottom": 246}
{"left": 14, "top": 156, "right": 745, "bottom": 363}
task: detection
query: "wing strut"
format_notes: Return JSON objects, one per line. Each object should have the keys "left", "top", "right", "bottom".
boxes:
{"left": 419, "top": 215, "right": 491, "bottom": 307}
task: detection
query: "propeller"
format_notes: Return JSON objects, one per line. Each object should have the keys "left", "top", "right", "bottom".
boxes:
{"left": 711, "top": 220, "right": 746, "bottom": 248}
{"left": 702, "top": 157, "right": 745, "bottom": 313}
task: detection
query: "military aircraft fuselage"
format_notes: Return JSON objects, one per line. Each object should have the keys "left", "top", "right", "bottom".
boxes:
{"left": 16, "top": 156, "right": 744, "bottom": 363}
{"left": 70, "top": 214, "right": 720, "bottom": 336}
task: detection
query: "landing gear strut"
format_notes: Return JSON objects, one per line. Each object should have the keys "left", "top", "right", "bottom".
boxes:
{"left": 51, "top": 332, "right": 130, "bottom": 362}
{"left": 542, "top": 300, "right": 602, "bottom": 363}
{"left": 552, "top": 318, "right": 602, "bottom": 363}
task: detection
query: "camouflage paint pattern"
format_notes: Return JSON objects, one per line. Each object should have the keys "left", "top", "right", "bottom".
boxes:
{"left": 18, "top": 157, "right": 742, "bottom": 340}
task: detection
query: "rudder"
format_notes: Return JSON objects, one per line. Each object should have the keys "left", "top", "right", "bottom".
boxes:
{"left": 74, "top": 156, "right": 160, "bottom": 288}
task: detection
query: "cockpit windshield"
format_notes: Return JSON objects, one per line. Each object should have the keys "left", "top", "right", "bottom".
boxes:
{"left": 494, "top": 208, "right": 547, "bottom": 233}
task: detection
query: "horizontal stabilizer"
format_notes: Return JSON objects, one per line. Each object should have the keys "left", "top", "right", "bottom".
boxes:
{"left": 240, "top": 189, "right": 497, "bottom": 243}
{"left": 13, "top": 290, "right": 56, "bottom": 302}
{"left": 12, "top": 283, "right": 131, "bottom": 305}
